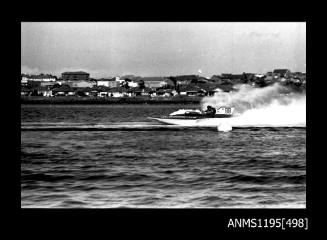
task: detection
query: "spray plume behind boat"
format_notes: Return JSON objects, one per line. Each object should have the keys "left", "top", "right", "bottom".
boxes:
{"left": 201, "top": 83, "right": 303, "bottom": 114}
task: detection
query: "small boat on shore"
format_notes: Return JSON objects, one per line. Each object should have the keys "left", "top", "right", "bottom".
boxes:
{"left": 149, "top": 106, "right": 235, "bottom": 126}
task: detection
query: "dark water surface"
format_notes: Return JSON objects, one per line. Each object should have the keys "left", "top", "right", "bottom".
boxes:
{"left": 21, "top": 104, "right": 306, "bottom": 208}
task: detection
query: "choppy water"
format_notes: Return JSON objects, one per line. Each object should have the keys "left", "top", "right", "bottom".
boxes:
{"left": 21, "top": 104, "right": 306, "bottom": 208}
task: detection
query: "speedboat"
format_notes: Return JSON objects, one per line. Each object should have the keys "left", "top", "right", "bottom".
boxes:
{"left": 149, "top": 106, "right": 235, "bottom": 126}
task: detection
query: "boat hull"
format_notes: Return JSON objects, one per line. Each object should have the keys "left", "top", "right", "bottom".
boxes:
{"left": 149, "top": 117, "right": 233, "bottom": 126}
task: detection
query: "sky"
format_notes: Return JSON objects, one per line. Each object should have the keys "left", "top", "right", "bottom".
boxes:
{"left": 21, "top": 22, "right": 306, "bottom": 78}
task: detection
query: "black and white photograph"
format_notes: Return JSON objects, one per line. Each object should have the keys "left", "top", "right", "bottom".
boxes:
{"left": 21, "top": 22, "right": 306, "bottom": 209}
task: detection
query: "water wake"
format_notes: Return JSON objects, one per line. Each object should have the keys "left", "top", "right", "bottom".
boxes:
{"left": 21, "top": 122, "right": 207, "bottom": 131}
{"left": 21, "top": 122, "right": 304, "bottom": 131}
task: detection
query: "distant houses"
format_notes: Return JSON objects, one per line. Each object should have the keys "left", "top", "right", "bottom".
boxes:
{"left": 22, "top": 73, "right": 57, "bottom": 82}
{"left": 21, "top": 73, "right": 57, "bottom": 86}
{"left": 21, "top": 69, "right": 306, "bottom": 97}
{"left": 52, "top": 85, "right": 75, "bottom": 96}
{"left": 177, "top": 82, "right": 233, "bottom": 97}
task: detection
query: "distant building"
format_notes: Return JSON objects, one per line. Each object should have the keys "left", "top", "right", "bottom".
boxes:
{"left": 52, "top": 85, "right": 75, "bottom": 96}
{"left": 21, "top": 86, "right": 32, "bottom": 96}
{"left": 144, "top": 81, "right": 166, "bottom": 88}
{"left": 35, "top": 86, "right": 53, "bottom": 97}
{"left": 291, "top": 72, "right": 306, "bottom": 81}
{"left": 142, "top": 77, "right": 168, "bottom": 88}
{"left": 211, "top": 74, "right": 245, "bottom": 84}
{"left": 179, "top": 85, "right": 201, "bottom": 96}
{"left": 210, "top": 75, "right": 223, "bottom": 84}
{"left": 155, "top": 89, "right": 174, "bottom": 97}
{"left": 108, "top": 87, "right": 129, "bottom": 97}
{"left": 21, "top": 74, "right": 29, "bottom": 85}
{"left": 242, "top": 73, "right": 255, "bottom": 82}
{"left": 27, "top": 80, "right": 41, "bottom": 87}
{"left": 164, "top": 79, "right": 175, "bottom": 87}
{"left": 40, "top": 81, "right": 56, "bottom": 87}
{"left": 94, "top": 86, "right": 111, "bottom": 97}
{"left": 126, "top": 87, "right": 155, "bottom": 97}
{"left": 75, "top": 87, "right": 92, "bottom": 96}
{"left": 97, "top": 78, "right": 119, "bottom": 88}
{"left": 121, "top": 78, "right": 139, "bottom": 88}
{"left": 273, "top": 69, "right": 291, "bottom": 78}
{"left": 69, "top": 80, "right": 96, "bottom": 88}
{"left": 62, "top": 71, "right": 90, "bottom": 81}
{"left": 142, "top": 87, "right": 155, "bottom": 96}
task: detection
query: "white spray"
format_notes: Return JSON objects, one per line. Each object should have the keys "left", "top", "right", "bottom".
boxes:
{"left": 201, "top": 83, "right": 306, "bottom": 128}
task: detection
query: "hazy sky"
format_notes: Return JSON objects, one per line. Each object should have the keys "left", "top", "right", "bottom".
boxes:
{"left": 21, "top": 22, "right": 306, "bottom": 78}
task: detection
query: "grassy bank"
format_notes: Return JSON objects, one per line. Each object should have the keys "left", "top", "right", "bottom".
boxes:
{"left": 21, "top": 96, "right": 203, "bottom": 104}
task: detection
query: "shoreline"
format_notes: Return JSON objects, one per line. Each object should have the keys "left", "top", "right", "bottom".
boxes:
{"left": 21, "top": 96, "right": 202, "bottom": 104}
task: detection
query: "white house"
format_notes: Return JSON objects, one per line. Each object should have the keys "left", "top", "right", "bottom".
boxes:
{"left": 97, "top": 78, "right": 119, "bottom": 88}
{"left": 128, "top": 81, "right": 139, "bottom": 88}
{"left": 120, "top": 79, "right": 139, "bottom": 88}
{"left": 40, "top": 81, "right": 56, "bottom": 87}
{"left": 141, "top": 77, "right": 168, "bottom": 89}
{"left": 144, "top": 81, "right": 167, "bottom": 88}
{"left": 70, "top": 80, "right": 95, "bottom": 88}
